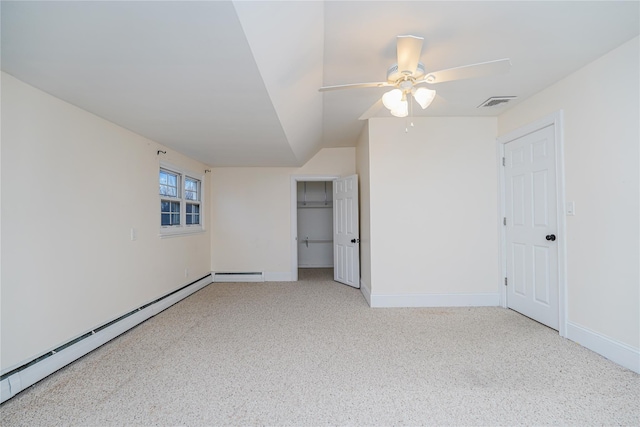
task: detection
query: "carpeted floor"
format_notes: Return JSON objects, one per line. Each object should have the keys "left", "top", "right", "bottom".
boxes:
{"left": 1, "top": 268, "right": 639, "bottom": 426}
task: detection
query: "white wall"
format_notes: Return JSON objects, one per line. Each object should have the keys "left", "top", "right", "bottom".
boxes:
{"left": 210, "top": 148, "right": 355, "bottom": 279}
{"left": 366, "top": 117, "right": 500, "bottom": 306}
{"left": 1, "top": 73, "right": 212, "bottom": 372}
{"left": 498, "top": 37, "right": 640, "bottom": 352}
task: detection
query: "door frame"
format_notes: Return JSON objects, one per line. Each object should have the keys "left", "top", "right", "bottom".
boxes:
{"left": 496, "top": 110, "right": 568, "bottom": 337}
{"left": 290, "top": 175, "right": 340, "bottom": 281}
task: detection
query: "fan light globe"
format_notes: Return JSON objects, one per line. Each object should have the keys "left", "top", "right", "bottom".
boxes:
{"left": 414, "top": 87, "right": 436, "bottom": 109}
{"left": 390, "top": 100, "right": 408, "bottom": 118}
{"left": 383, "top": 89, "right": 409, "bottom": 117}
{"left": 382, "top": 89, "right": 403, "bottom": 110}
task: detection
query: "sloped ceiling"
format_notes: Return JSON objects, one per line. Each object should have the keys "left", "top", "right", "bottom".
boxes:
{"left": 2, "top": 1, "right": 639, "bottom": 166}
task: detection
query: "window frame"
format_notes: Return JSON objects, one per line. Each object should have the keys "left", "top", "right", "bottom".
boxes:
{"left": 159, "top": 162, "right": 205, "bottom": 238}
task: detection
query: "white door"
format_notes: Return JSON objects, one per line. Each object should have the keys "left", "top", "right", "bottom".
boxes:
{"left": 333, "top": 175, "right": 360, "bottom": 288}
{"left": 505, "top": 125, "right": 559, "bottom": 329}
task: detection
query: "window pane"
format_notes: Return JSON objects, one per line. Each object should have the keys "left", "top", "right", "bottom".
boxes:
{"left": 185, "top": 177, "right": 200, "bottom": 201}
{"left": 160, "top": 185, "right": 177, "bottom": 197}
{"left": 186, "top": 203, "right": 200, "bottom": 225}
{"left": 161, "top": 201, "right": 180, "bottom": 226}
{"left": 161, "top": 200, "right": 181, "bottom": 213}
{"left": 160, "top": 169, "right": 179, "bottom": 197}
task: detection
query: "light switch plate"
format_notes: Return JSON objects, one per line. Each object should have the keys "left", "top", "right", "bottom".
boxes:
{"left": 567, "top": 201, "right": 575, "bottom": 216}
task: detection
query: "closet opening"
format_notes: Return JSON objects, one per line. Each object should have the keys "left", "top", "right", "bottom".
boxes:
{"left": 297, "top": 180, "right": 333, "bottom": 271}
{"left": 290, "top": 175, "right": 339, "bottom": 282}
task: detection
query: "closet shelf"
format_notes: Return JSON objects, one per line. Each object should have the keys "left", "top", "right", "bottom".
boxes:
{"left": 300, "top": 181, "right": 332, "bottom": 208}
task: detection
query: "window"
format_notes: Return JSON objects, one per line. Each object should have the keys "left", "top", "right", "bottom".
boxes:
{"left": 184, "top": 177, "right": 201, "bottom": 225}
{"left": 159, "top": 164, "right": 204, "bottom": 237}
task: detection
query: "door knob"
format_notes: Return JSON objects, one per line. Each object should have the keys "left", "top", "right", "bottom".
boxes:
{"left": 350, "top": 238, "right": 360, "bottom": 243}
{"left": 545, "top": 234, "right": 556, "bottom": 241}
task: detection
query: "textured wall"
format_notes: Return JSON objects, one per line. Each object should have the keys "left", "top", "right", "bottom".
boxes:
{"left": 367, "top": 117, "right": 499, "bottom": 298}
{"left": 498, "top": 37, "right": 640, "bottom": 349}
{"left": 1, "top": 73, "right": 212, "bottom": 371}
{"left": 209, "top": 148, "right": 356, "bottom": 277}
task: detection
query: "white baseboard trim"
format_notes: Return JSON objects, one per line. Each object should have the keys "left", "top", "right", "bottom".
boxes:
{"left": 212, "top": 272, "right": 264, "bottom": 282}
{"left": 0, "top": 274, "right": 212, "bottom": 404}
{"left": 360, "top": 279, "right": 372, "bottom": 306}
{"left": 298, "top": 264, "right": 334, "bottom": 268}
{"left": 211, "top": 272, "right": 293, "bottom": 282}
{"left": 264, "top": 272, "right": 293, "bottom": 282}
{"left": 370, "top": 292, "right": 500, "bottom": 308}
{"left": 566, "top": 321, "right": 639, "bottom": 374}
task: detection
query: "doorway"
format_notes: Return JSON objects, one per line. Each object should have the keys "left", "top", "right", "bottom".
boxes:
{"left": 290, "top": 175, "right": 339, "bottom": 282}
{"left": 297, "top": 180, "right": 334, "bottom": 269}
{"left": 290, "top": 174, "right": 360, "bottom": 287}
{"left": 498, "top": 111, "right": 567, "bottom": 336}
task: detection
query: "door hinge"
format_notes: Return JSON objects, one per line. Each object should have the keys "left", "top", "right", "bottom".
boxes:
{"left": 503, "top": 217, "right": 507, "bottom": 226}
{"left": 502, "top": 157, "right": 506, "bottom": 166}
{"left": 504, "top": 277, "right": 508, "bottom": 286}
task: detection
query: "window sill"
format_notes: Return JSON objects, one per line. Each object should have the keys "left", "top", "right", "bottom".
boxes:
{"left": 159, "top": 226, "right": 205, "bottom": 239}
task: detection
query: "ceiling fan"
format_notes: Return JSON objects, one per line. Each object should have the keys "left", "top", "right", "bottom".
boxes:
{"left": 319, "top": 35, "right": 511, "bottom": 120}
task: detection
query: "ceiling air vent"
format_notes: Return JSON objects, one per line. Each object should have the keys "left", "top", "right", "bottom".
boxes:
{"left": 477, "top": 96, "right": 516, "bottom": 108}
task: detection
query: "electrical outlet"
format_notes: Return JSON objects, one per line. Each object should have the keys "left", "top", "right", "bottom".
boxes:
{"left": 567, "top": 201, "right": 575, "bottom": 216}
{"left": 184, "top": 268, "right": 189, "bottom": 278}
{"left": 130, "top": 228, "right": 137, "bottom": 241}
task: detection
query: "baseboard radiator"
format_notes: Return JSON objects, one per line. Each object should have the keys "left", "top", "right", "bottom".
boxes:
{"left": 0, "top": 274, "right": 212, "bottom": 404}
{"left": 213, "top": 272, "right": 264, "bottom": 282}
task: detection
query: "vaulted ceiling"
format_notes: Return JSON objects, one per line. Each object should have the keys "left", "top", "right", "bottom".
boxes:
{"left": 2, "top": 1, "right": 638, "bottom": 166}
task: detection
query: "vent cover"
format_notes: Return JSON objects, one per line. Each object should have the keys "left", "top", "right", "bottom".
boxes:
{"left": 477, "top": 96, "right": 516, "bottom": 108}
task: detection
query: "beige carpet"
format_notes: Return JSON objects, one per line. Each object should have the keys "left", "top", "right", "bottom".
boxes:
{"left": 2, "top": 268, "right": 639, "bottom": 426}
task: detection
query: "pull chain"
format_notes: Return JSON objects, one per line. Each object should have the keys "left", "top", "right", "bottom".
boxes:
{"left": 405, "top": 93, "right": 415, "bottom": 133}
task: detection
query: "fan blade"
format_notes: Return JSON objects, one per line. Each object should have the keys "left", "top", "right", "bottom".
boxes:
{"left": 397, "top": 35, "right": 423, "bottom": 75}
{"left": 423, "top": 58, "right": 511, "bottom": 84}
{"left": 359, "top": 99, "right": 384, "bottom": 120}
{"left": 319, "top": 82, "right": 390, "bottom": 92}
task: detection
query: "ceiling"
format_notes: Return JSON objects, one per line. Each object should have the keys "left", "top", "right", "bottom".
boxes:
{"left": 2, "top": 1, "right": 638, "bottom": 167}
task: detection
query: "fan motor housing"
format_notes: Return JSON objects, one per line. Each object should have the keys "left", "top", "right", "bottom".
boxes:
{"left": 387, "top": 62, "right": 426, "bottom": 82}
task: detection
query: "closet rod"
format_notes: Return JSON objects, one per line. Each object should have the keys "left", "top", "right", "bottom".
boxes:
{"left": 300, "top": 237, "right": 332, "bottom": 247}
